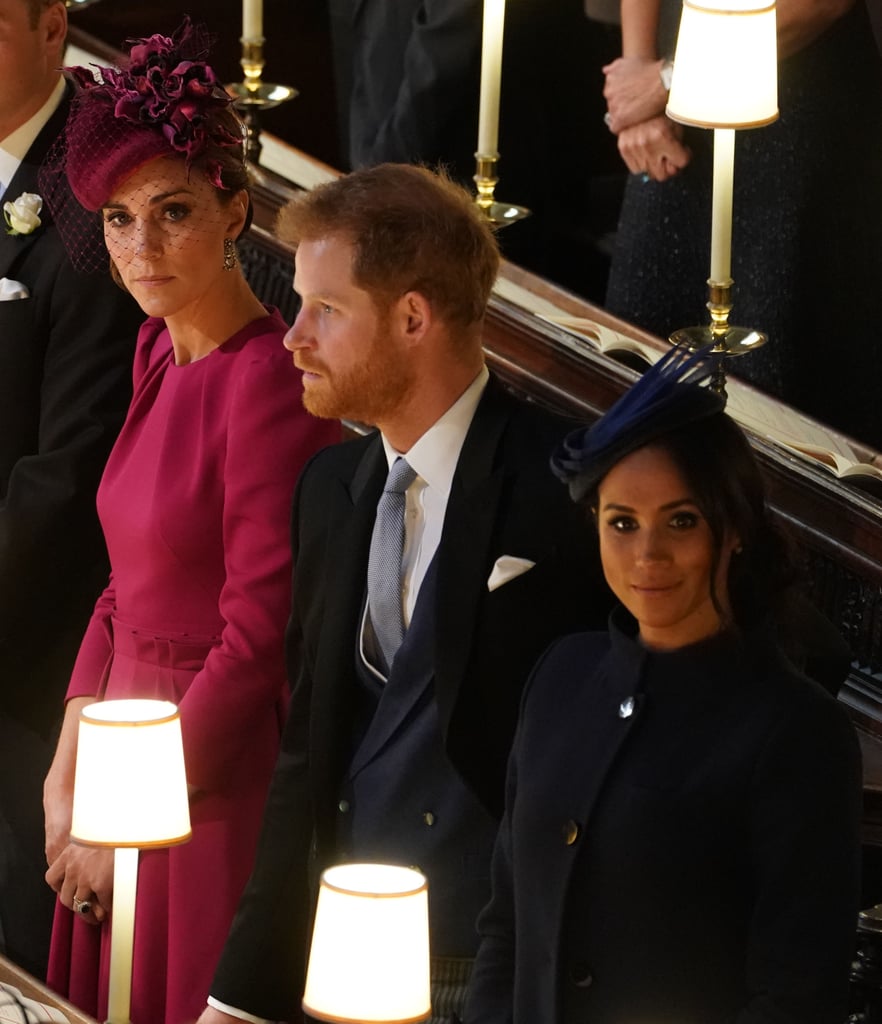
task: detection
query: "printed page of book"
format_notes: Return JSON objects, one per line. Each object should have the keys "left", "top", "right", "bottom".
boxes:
{"left": 0, "top": 983, "right": 69, "bottom": 1024}
{"left": 724, "top": 377, "right": 864, "bottom": 471}
{"left": 492, "top": 276, "right": 665, "bottom": 363}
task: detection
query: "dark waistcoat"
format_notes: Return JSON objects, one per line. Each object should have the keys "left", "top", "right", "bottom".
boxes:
{"left": 336, "top": 560, "right": 499, "bottom": 957}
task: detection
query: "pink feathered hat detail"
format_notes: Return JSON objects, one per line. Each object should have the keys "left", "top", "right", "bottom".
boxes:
{"left": 62, "top": 18, "right": 242, "bottom": 211}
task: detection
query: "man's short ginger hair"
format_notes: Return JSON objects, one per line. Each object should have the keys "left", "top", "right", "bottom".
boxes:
{"left": 276, "top": 164, "right": 500, "bottom": 328}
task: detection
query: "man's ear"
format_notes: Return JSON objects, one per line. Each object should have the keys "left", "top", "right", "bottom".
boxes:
{"left": 43, "top": 1, "right": 68, "bottom": 56}
{"left": 397, "top": 290, "right": 433, "bottom": 343}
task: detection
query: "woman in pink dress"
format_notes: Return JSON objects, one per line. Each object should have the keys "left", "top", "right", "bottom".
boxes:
{"left": 40, "top": 22, "right": 339, "bottom": 1024}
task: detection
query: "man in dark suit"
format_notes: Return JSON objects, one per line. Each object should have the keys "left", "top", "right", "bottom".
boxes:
{"left": 197, "top": 163, "right": 610, "bottom": 1024}
{"left": 0, "top": 0, "right": 140, "bottom": 977}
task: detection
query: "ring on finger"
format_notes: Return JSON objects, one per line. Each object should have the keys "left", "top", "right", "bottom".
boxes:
{"left": 72, "top": 895, "right": 92, "bottom": 917}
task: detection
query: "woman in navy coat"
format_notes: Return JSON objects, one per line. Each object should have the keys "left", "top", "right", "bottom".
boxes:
{"left": 465, "top": 348, "right": 862, "bottom": 1024}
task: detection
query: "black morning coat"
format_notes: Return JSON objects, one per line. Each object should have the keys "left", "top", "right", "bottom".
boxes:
{"left": 209, "top": 378, "right": 614, "bottom": 1020}
{"left": 0, "top": 83, "right": 140, "bottom": 737}
{"left": 0, "top": 81, "right": 140, "bottom": 974}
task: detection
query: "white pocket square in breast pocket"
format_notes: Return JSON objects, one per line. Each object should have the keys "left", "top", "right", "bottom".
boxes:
{"left": 487, "top": 555, "right": 536, "bottom": 592}
{"left": 0, "top": 278, "right": 29, "bottom": 301}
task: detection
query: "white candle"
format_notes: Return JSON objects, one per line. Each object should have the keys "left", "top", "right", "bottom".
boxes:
{"left": 477, "top": 0, "right": 505, "bottom": 157}
{"left": 242, "top": 0, "right": 263, "bottom": 41}
{"left": 710, "top": 127, "right": 735, "bottom": 284}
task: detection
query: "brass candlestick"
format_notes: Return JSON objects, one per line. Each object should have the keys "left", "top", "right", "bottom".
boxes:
{"left": 473, "top": 153, "right": 529, "bottom": 227}
{"left": 226, "top": 37, "right": 298, "bottom": 164}
{"left": 669, "top": 278, "right": 766, "bottom": 396}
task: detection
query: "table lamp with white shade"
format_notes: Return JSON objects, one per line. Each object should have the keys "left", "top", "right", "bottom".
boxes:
{"left": 70, "top": 699, "right": 191, "bottom": 1024}
{"left": 302, "top": 863, "right": 431, "bottom": 1024}
{"left": 665, "top": 0, "right": 779, "bottom": 390}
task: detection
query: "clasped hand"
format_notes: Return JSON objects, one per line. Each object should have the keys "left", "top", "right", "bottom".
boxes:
{"left": 602, "top": 56, "right": 668, "bottom": 135}
{"left": 45, "top": 843, "right": 114, "bottom": 926}
{"left": 602, "top": 56, "right": 692, "bottom": 181}
{"left": 44, "top": 753, "right": 113, "bottom": 927}
{"left": 617, "top": 115, "right": 691, "bottom": 182}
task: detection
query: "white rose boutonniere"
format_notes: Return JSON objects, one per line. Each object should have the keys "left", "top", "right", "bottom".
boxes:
{"left": 3, "top": 192, "right": 43, "bottom": 236}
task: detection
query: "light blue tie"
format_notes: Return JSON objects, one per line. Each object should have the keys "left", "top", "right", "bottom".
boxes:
{"left": 367, "top": 457, "right": 417, "bottom": 672}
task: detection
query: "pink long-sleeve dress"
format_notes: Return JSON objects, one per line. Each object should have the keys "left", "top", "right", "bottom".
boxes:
{"left": 47, "top": 310, "right": 339, "bottom": 1024}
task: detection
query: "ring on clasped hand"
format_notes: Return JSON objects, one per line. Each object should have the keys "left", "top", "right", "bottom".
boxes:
{"left": 72, "top": 896, "right": 92, "bottom": 916}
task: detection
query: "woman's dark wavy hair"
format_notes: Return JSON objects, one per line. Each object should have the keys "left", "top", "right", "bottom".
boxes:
{"left": 592, "top": 410, "right": 799, "bottom": 631}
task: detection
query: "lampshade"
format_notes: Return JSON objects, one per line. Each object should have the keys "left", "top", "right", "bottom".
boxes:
{"left": 666, "top": 0, "right": 778, "bottom": 128}
{"left": 70, "top": 699, "right": 191, "bottom": 848}
{"left": 302, "top": 864, "right": 431, "bottom": 1024}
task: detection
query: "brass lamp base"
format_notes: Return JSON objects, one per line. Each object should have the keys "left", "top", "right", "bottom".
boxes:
{"left": 669, "top": 279, "right": 767, "bottom": 395}
{"left": 227, "top": 81, "right": 299, "bottom": 108}
{"left": 473, "top": 154, "right": 530, "bottom": 227}
{"left": 227, "top": 39, "right": 298, "bottom": 163}
{"left": 668, "top": 324, "right": 767, "bottom": 358}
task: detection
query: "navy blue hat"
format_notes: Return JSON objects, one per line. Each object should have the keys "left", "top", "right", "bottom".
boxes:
{"left": 551, "top": 345, "right": 726, "bottom": 502}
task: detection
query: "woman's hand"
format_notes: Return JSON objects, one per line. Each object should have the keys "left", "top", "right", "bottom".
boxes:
{"left": 44, "top": 696, "right": 94, "bottom": 865}
{"left": 46, "top": 843, "right": 114, "bottom": 926}
{"left": 43, "top": 775, "right": 73, "bottom": 867}
{"left": 617, "top": 115, "right": 691, "bottom": 182}
{"left": 603, "top": 56, "right": 669, "bottom": 135}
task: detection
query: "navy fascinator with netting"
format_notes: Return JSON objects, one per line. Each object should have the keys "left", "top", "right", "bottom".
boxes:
{"left": 551, "top": 345, "right": 726, "bottom": 502}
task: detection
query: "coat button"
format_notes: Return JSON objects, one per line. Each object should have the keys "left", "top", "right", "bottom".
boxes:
{"left": 338, "top": 799, "right": 350, "bottom": 813}
{"left": 618, "top": 696, "right": 635, "bottom": 719}
{"left": 422, "top": 812, "right": 436, "bottom": 827}
{"left": 570, "top": 961, "right": 593, "bottom": 988}
{"left": 563, "top": 819, "right": 580, "bottom": 846}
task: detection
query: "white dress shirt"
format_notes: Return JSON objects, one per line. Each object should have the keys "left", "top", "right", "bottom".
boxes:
{"left": 358, "top": 365, "right": 489, "bottom": 680}
{"left": 383, "top": 364, "right": 489, "bottom": 625}
{"left": 0, "top": 77, "right": 65, "bottom": 199}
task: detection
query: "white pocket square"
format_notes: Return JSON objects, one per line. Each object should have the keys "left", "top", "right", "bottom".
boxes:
{"left": 0, "top": 277, "right": 29, "bottom": 301}
{"left": 487, "top": 555, "right": 536, "bottom": 592}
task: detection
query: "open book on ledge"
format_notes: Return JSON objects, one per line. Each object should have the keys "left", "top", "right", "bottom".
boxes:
{"left": 492, "top": 276, "right": 670, "bottom": 366}
{"left": 535, "top": 313, "right": 663, "bottom": 366}
{"left": 723, "top": 385, "right": 882, "bottom": 496}
{"left": 491, "top": 275, "right": 882, "bottom": 496}
{"left": 0, "top": 983, "right": 69, "bottom": 1023}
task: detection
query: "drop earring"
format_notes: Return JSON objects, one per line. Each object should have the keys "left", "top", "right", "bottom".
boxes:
{"left": 223, "top": 237, "right": 237, "bottom": 271}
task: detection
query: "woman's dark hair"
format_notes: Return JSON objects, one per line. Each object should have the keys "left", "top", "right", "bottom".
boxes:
{"left": 192, "top": 104, "right": 251, "bottom": 198}
{"left": 594, "top": 410, "right": 798, "bottom": 631}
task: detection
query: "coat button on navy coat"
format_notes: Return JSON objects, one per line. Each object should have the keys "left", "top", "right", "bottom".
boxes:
{"left": 563, "top": 819, "right": 580, "bottom": 845}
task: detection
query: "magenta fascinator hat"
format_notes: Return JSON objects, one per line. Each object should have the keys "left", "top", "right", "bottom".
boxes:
{"left": 63, "top": 18, "right": 242, "bottom": 212}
